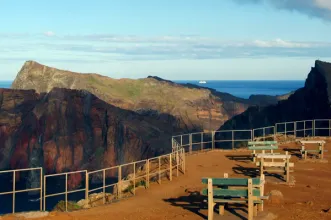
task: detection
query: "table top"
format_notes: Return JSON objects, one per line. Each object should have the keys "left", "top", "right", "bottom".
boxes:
{"left": 299, "top": 140, "right": 325, "bottom": 144}
{"left": 256, "top": 154, "right": 291, "bottom": 159}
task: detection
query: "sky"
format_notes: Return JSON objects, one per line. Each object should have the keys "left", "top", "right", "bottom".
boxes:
{"left": 0, "top": 0, "right": 331, "bottom": 80}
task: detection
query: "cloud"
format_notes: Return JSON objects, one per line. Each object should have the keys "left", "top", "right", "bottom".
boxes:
{"left": 0, "top": 34, "right": 331, "bottom": 63}
{"left": 232, "top": 0, "right": 331, "bottom": 21}
{"left": 44, "top": 31, "right": 55, "bottom": 37}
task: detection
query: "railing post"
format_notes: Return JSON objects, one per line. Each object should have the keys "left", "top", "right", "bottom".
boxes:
{"left": 158, "top": 157, "right": 161, "bottom": 184}
{"left": 273, "top": 126, "right": 276, "bottom": 141}
{"left": 304, "top": 121, "right": 308, "bottom": 137}
{"left": 313, "top": 120, "right": 316, "bottom": 137}
{"left": 171, "top": 138, "right": 174, "bottom": 153}
{"left": 294, "top": 122, "right": 297, "bottom": 138}
{"left": 212, "top": 131, "right": 215, "bottom": 150}
{"left": 169, "top": 154, "right": 172, "bottom": 181}
{"left": 201, "top": 132, "right": 203, "bottom": 151}
{"left": 285, "top": 123, "right": 287, "bottom": 141}
{"left": 85, "top": 171, "right": 89, "bottom": 201}
{"left": 263, "top": 127, "right": 265, "bottom": 141}
{"left": 251, "top": 129, "right": 253, "bottom": 141}
{"left": 181, "top": 135, "right": 183, "bottom": 146}
{"left": 176, "top": 150, "right": 179, "bottom": 177}
{"left": 329, "top": 120, "right": 331, "bottom": 137}
{"left": 146, "top": 160, "right": 150, "bottom": 188}
{"left": 13, "top": 170, "right": 15, "bottom": 214}
{"left": 232, "top": 130, "right": 234, "bottom": 150}
{"left": 189, "top": 134, "right": 192, "bottom": 154}
{"left": 102, "top": 169, "right": 105, "bottom": 204}
{"left": 43, "top": 175, "right": 46, "bottom": 211}
{"left": 133, "top": 162, "right": 136, "bottom": 194}
{"left": 182, "top": 149, "right": 186, "bottom": 174}
{"left": 40, "top": 168, "right": 42, "bottom": 211}
{"left": 118, "top": 166, "right": 122, "bottom": 199}
{"left": 65, "top": 173, "right": 68, "bottom": 212}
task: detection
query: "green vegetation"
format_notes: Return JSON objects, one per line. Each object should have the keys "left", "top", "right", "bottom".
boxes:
{"left": 53, "top": 201, "right": 82, "bottom": 212}
{"left": 123, "top": 180, "right": 146, "bottom": 193}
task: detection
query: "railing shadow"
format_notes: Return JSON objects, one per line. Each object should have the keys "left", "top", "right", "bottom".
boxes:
{"left": 163, "top": 191, "right": 207, "bottom": 219}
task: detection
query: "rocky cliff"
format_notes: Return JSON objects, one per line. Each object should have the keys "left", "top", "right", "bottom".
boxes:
{"left": 11, "top": 61, "right": 287, "bottom": 133}
{"left": 0, "top": 88, "right": 180, "bottom": 187}
{"left": 219, "top": 60, "right": 331, "bottom": 131}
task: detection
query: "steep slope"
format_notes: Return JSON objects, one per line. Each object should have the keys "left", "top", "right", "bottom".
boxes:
{"left": 219, "top": 60, "right": 331, "bottom": 131}
{"left": 11, "top": 61, "right": 286, "bottom": 132}
{"left": 0, "top": 88, "right": 180, "bottom": 185}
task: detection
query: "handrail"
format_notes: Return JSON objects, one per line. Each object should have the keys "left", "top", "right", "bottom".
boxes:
{"left": 173, "top": 119, "right": 331, "bottom": 153}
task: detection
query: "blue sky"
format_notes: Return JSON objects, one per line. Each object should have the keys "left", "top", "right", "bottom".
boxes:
{"left": 0, "top": 0, "right": 331, "bottom": 80}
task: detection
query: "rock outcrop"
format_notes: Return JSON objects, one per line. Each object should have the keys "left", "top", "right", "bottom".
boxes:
{"left": 0, "top": 88, "right": 180, "bottom": 188}
{"left": 11, "top": 61, "right": 289, "bottom": 132}
{"left": 218, "top": 60, "right": 331, "bottom": 131}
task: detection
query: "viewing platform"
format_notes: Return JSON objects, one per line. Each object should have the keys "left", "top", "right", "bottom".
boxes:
{"left": 2, "top": 139, "right": 331, "bottom": 220}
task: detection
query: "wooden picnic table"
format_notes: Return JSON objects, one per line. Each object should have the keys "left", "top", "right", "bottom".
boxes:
{"left": 298, "top": 140, "right": 326, "bottom": 159}
{"left": 255, "top": 152, "right": 293, "bottom": 183}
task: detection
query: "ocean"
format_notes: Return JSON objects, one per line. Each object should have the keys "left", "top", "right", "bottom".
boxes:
{"left": 0, "top": 80, "right": 305, "bottom": 98}
{"left": 175, "top": 80, "right": 305, "bottom": 98}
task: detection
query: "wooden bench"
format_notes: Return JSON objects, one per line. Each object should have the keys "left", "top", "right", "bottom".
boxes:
{"left": 298, "top": 140, "right": 326, "bottom": 159}
{"left": 201, "top": 174, "right": 268, "bottom": 220}
{"left": 256, "top": 151, "right": 293, "bottom": 183}
{"left": 248, "top": 141, "right": 279, "bottom": 162}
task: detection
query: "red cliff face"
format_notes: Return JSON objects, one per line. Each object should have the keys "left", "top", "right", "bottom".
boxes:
{"left": 0, "top": 88, "right": 178, "bottom": 179}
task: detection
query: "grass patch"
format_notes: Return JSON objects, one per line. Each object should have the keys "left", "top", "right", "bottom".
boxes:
{"left": 53, "top": 200, "right": 82, "bottom": 212}
{"left": 123, "top": 180, "right": 146, "bottom": 193}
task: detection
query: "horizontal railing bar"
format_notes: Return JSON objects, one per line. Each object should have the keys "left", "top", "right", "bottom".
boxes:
{"left": 67, "top": 188, "right": 86, "bottom": 194}
{"left": 45, "top": 192, "right": 66, "bottom": 198}
{"left": 0, "top": 167, "right": 42, "bottom": 174}
{"left": 45, "top": 170, "right": 87, "bottom": 177}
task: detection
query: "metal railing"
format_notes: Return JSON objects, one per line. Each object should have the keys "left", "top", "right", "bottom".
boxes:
{"left": 0, "top": 146, "right": 185, "bottom": 214}
{"left": 44, "top": 170, "right": 88, "bottom": 212}
{"left": 173, "top": 119, "right": 331, "bottom": 153}
{"left": 0, "top": 167, "right": 43, "bottom": 213}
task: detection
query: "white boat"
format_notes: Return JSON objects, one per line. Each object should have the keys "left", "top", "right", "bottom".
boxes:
{"left": 199, "top": 80, "right": 207, "bottom": 84}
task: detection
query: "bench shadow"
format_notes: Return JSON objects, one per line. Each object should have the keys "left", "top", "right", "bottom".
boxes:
{"left": 226, "top": 155, "right": 252, "bottom": 163}
{"left": 222, "top": 203, "right": 247, "bottom": 220}
{"left": 232, "top": 164, "right": 259, "bottom": 178}
{"left": 282, "top": 148, "right": 302, "bottom": 158}
{"left": 164, "top": 191, "right": 249, "bottom": 220}
{"left": 232, "top": 164, "right": 286, "bottom": 182}
{"left": 163, "top": 191, "right": 207, "bottom": 219}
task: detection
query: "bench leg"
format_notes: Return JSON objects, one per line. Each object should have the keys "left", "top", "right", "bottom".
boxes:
{"left": 253, "top": 204, "right": 258, "bottom": 217}
{"left": 248, "top": 179, "right": 253, "bottom": 220}
{"left": 207, "top": 179, "right": 215, "bottom": 220}
{"left": 219, "top": 204, "right": 225, "bottom": 215}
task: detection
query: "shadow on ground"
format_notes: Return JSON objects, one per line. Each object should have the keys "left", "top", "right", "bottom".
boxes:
{"left": 232, "top": 164, "right": 286, "bottom": 182}
{"left": 282, "top": 148, "right": 302, "bottom": 159}
{"left": 226, "top": 155, "right": 253, "bottom": 163}
{"left": 163, "top": 191, "right": 207, "bottom": 219}
{"left": 164, "top": 191, "right": 251, "bottom": 219}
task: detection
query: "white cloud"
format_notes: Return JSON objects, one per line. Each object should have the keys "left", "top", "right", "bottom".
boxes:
{"left": 252, "top": 39, "right": 312, "bottom": 48}
{"left": 44, "top": 31, "right": 55, "bottom": 37}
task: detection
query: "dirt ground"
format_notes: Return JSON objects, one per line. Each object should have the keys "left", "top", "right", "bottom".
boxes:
{"left": 3, "top": 140, "right": 331, "bottom": 220}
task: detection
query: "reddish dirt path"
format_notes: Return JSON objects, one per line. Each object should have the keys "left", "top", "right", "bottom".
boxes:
{"left": 3, "top": 140, "right": 331, "bottom": 220}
